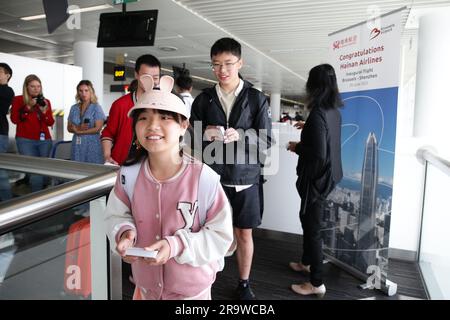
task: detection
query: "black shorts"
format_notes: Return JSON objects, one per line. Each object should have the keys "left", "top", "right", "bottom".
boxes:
{"left": 222, "top": 183, "right": 261, "bottom": 229}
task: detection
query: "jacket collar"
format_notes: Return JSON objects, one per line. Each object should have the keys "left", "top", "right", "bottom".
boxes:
{"left": 202, "top": 79, "right": 253, "bottom": 98}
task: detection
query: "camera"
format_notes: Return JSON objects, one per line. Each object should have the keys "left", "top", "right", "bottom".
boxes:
{"left": 35, "top": 94, "right": 46, "bottom": 107}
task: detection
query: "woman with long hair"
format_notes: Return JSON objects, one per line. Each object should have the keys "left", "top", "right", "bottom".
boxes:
{"left": 67, "top": 80, "right": 105, "bottom": 164}
{"left": 287, "top": 64, "right": 343, "bottom": 297}
{"left": 11, "top": 74, "right": 55, "bottom": 191}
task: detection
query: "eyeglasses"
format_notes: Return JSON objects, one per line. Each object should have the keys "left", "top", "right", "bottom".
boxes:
{"left": 211, "top": 60, "right": 240, "bottom": 71}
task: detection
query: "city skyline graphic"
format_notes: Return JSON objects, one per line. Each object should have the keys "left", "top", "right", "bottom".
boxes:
{"left": 322, "top": 86, "right": 396, "bottom": 276}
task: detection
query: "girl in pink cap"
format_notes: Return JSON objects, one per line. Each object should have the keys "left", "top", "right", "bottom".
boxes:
{"left": 105, "top": 75, "right": 233, "bottom": 300}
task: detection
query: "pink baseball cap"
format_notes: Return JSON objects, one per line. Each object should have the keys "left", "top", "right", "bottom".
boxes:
{"left": 127, "top": 75, "right": 190, "bottom": 119}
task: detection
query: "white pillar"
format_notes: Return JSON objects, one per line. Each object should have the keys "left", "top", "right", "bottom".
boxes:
{"left": 74, "top": 41, "right": 104, "bottom": 107}
{"left": 270, "top": 93, "right": 281, "bottom": 122}
{"left": 413, "top": 10, "right": 450, "bottom": 156}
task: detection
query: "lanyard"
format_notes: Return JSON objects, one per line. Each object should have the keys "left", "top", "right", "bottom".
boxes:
{"left": 79, "top": 103, "right": 89, "bottom": 124}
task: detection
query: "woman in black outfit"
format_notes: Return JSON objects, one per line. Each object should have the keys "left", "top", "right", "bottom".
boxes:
{"left": 287, "top": 64, "right": 343, "bottom": 298}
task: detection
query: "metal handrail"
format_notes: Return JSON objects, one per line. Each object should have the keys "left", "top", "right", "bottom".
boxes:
{"left": 0, "top": 153, "right": 115, "bottom": 179}
{"left": 416, "top": 147, "right": 450, "bottom": 177}
{"left": 416, "top": 147, "right": 450, "bottom": 299}
{"left": 0, "top": 153, "right": 119, "bottom": 234}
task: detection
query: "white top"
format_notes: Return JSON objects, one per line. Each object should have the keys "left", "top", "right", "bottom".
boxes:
{"left": 215, "top": 79, "right": 244, "bottom": 123}
{"left": 179, "top": 92, "right": 194, "bottom": 113}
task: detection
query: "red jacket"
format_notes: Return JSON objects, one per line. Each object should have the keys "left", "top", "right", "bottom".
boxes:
{"left": 11, "top": 95, "right": 54, "bottom": 140}
{"left": 101, "top": 93, "right": 134, "bottom": 165}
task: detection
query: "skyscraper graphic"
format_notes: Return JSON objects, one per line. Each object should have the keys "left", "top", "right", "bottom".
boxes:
{"left": 356, "top": 132, "right": 378, "bottom": 271}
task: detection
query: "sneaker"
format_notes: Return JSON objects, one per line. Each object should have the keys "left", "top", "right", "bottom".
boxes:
{"left": 236, "top": 282, "right": 257, "bottom": 300}
{"left": 291, "top": 282, "right": 326, "bottom": 298}
{"left": 289, "top": 261, "right": 311, "bottom": 273}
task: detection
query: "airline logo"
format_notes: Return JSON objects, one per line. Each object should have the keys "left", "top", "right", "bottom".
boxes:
{"left": 370, "top": 27, "right": 381, "bottom": 40}
{"left": 332, "top": 35, "right": 357, "bottom": 50}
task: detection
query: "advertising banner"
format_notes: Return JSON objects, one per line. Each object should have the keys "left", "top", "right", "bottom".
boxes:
{"left": 325, "top": 8, "right": 403, "bottom": 294}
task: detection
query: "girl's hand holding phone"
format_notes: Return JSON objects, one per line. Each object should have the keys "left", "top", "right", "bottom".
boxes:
{"left": 117, "top": 230, "right": 138, "bottom": 264}
{"left": 142, "top": 239, "right": 171, "bottom": 266}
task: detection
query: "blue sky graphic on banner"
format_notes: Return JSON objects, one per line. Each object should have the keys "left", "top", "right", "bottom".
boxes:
{"left": 341, "top": 87, "right": 398, "bottom": 191}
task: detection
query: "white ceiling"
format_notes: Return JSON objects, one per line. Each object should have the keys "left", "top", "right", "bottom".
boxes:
{"left": 1, "top": 0, "right": 450, "bottom": 103}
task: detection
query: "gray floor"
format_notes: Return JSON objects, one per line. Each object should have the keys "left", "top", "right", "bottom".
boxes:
{"left": 123, "top": 228, "right": 428, "bottom": 300}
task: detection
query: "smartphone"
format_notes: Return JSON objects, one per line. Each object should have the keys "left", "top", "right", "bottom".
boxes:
{"left": 83, "top": 118, "right": 90, "bottom": 124}
{"left": 125, "top": 247, "right": 158, "bottom": 258}
{"left": 218, "top": 126, "right": 225, "bottom": 137}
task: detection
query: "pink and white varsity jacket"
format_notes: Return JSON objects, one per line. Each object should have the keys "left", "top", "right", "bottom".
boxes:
{"left": 105, "top": 156, "right": 233, "bottom": 299}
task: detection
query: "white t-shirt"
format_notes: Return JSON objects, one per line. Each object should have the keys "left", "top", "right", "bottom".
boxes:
{"left": 180, "top": 92, "right": 194, "bottom": 113}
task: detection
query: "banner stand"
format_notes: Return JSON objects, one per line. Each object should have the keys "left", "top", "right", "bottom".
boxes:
{"left": 324, "top": 6, "right": 405, "bottom": 297}
{"left": 325, "top": 253, "right": 397, "bottom": 296}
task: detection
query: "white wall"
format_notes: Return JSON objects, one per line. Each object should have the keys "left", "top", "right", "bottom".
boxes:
{"left": 388, "top": 68, "right": 424, "bottom": 254}
{"left": 102, "top": 74, "right": 132, "bottom": 115}
{"left": 260, "top": 122, "right": 303, "bottom": 234}
{"left": 389, "top": 11, "right": 450, "bottom": 255}
{"left": 0, "top": 52, "right": 82, "bottom": 141}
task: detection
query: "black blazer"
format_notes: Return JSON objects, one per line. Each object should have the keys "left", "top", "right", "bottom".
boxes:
{"left": 295, "top": 106, "right": 343, "bottom": 214}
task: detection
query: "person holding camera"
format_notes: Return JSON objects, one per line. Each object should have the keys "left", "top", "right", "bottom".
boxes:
{"left": 67, "top": 80, "right": 105, "bottom": 164}
{"left": 11, "top": 74, "right": 54, "bottom": 192}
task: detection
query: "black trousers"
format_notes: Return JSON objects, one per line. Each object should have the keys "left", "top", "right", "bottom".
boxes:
{"left": 300, "top": 199, "right": 324, "bottom": 287}
{"left": 296, "top": 180, "right": 324, "bottom": 287}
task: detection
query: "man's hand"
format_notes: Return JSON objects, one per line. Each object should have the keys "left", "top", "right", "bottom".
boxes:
{"left": 102, "top": 140, "right": 118, "bottom": 165}
{"left": 294, "top": 121, "right": 305, "bottom": 130}
{"left": 287, "top": 141, "right": 299, "bottom": 152}
{"left": 204, "top": 125, "right": 225, "bottom": 142}
{"left": 104, "top": 156, "right": 119, "bottom": 165}
{"left": 224, "top": 128, "right": 240, "bottom": 144}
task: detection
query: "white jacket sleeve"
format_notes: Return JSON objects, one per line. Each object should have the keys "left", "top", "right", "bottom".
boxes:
{"left": 171, "top": 187, "right": 233, "bottom": 267}
{"left": 104, "top": 188, "right": 137, "bottom": 251}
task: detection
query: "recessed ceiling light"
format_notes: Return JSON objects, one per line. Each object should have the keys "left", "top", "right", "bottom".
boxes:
{"left": 158, "top": 46, "right": 178, "bottom": 52}
{"left": 157, "top": 35, "right": 184, "bottom": 40}
{"left": 0, "top": 27, "right": 58, "bottom": 44}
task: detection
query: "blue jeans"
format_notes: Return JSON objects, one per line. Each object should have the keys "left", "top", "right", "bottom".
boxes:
{"left": 0, "top": 135, "right": 12, "bottom": 201}
{"left": 0, "top": 135, "right": 9, "bottom": 153}
{"left": 15, "top": 137, "right": 53, "bottom": 192}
